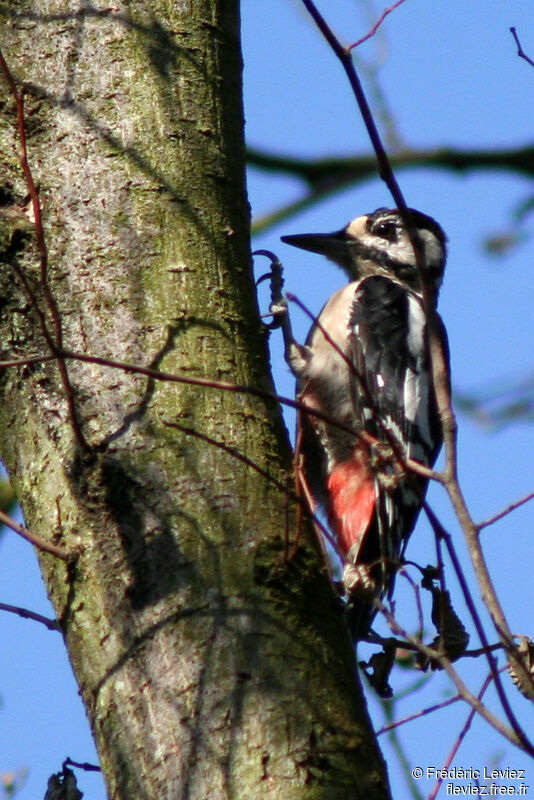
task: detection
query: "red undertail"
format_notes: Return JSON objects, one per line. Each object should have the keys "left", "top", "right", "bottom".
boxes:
{"left": 326, "top": 454, "right": 375, "bottom": 561}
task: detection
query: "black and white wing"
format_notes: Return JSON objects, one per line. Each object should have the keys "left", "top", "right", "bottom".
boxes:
{"left": 347, "top": 275, "right": 446, "bottom": 595}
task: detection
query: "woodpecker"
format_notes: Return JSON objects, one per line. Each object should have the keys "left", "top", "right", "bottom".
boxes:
{"left": 275, "top": 207, "right": 449, "bottom": 640}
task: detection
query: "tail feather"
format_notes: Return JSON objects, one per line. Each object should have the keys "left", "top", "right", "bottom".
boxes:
{"left": 346, "top": 597, "right": 376, "bottom": 642}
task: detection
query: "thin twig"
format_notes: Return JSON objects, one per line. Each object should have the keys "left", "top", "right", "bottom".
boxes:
{"left": 0, "top": 354, "right": 57, "bottom": 369}
{"left": 478, "top": 489, "right": 534, "bottom": 531}
{"left": 162, "top": 420, "right": 339, "bottom": 552}
{"left": 0, "top": 47, "right": 89, "bottom": 451}
{"left": 0, "top": 508, "right": 75, "bottom": 562}
{"left": 377, "top": 600, "right": 527, "bottom": 752}
{"left": 1, "top": 352, "right": 530, "bottom": 730}
{"left": 291, "top": 409, "right": 307, "bottom": 562}
{"left": 463, "top": 643, "right": 503, "bottom": 658}
{"left": 382, "top": 698, "right": 425, "bottom": 800}
{"left": 0, "top": 347, "right": 381, "bottom": 466}
{"left": 423, "top": 503, "right": 534, "bottom": 754}
{"left": 348, "top": 0, "right": 408, "bottom": 50}
{"left": 0, "top": 601, "right": 60, "bottom": 631}
{"left": 428, "top": 671, "right": 499, "bottom": 800}
{"left": 299, "top": 0, "right": 407, "bottom": 209}
{"left": 249, "top": 145, "right": 534, "bottom": 234}
{"left": 363, "top": 631, "right": 502, "bottom": 659}
{"left": 57, "top": 348, "right": 379, "bottom": 453}
{"left": 510, "top": 27, "right": 534, "bottom": 69}
{"left": 377, "top": 693, "right": 461, "bottom": 736}
{"left": 0, "top": 346, "right": 432, "bottom": 471}
{"left": 298, "top": 0, "right": 455, "bottom": 477}
{"left": 63, "top": 757, "right": 101, "bottom": 773}
{"left": 442, "top": 475, "right": 532, "bottom": 730}
{"left": 398, "top": 568, "right": 424, "bottom": 639}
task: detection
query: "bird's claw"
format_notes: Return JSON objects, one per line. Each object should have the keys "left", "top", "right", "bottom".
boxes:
{"left": 254, "top": 249, "right": 286, "bottom": 330}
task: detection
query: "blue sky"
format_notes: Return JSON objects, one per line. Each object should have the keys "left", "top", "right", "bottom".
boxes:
{"left": 1, "top": 2, "right": 533, "bottom": 798}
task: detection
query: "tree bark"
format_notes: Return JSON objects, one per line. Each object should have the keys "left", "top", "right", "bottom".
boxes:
{"left": 0, "top": 2, "right": 390, "bottom": 798}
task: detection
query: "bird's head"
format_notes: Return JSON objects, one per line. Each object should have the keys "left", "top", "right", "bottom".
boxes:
{"left": 281, "top": 207, "right": 447, "bottom": 296}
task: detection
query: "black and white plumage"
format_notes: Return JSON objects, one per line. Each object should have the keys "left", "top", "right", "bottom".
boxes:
{"left": 277, "top": 208, "right": 449, "bottom": 640}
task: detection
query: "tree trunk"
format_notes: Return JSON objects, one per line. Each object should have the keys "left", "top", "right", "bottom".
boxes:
{"left": 0, "top": 2, "right": 390, "bottom": 798}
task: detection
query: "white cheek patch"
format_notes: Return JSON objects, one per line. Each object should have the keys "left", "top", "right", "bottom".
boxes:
{"left": 391, "top": 237, "right": 418, "bottom": 264}
{"left": 364, "top": 230, "right": 418, "bottom": 265}
{"left": 375, "top": 229, "right": 443, "bottom": 270}
{"left": 419, "top": 229, "right": 444, "bottom": 268}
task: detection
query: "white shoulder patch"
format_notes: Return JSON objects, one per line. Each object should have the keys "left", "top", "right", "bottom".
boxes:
{"left": 406, "top": 296, "right": 426, "bottom": 358}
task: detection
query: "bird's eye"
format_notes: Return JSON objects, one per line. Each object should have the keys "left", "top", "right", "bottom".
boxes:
{"left": 373, "top": 220, "right": 397, "bottom": 241}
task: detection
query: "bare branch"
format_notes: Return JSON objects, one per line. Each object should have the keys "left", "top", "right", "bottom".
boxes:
{"left": 398, "top": 568, "right": 424, "bottom": 639}
{"left": 0, "top": 347, "right": 374, "bottom": 462}
{"left": 297, "top": 1, "right": 455, "bottom": 488}
{"left": 162, "top": 420, "right": 339, "bottom": 553}
{"left": 0, "top": 601, "right": 60, "bottom": 631}
{"left": 510, "top": 27, "right": 534, "bottom": 69}
{"left": 348, "top": 0, "right": 409, "bottom": 50}
{"left": 249, "top": 145, "right": 534, "bottom": 186}
{"left": 0, "top": 47, "right": 90, "bottom": 451}
{"left": 63, "top": 758, "right": 101, "bottom": 773}
{"left": 35, "top": 343, "right": 531, "bottom": 740}
{"left": 0, "top": 347, "right": 423, "bottom": 475}
{"left": 0, "top": 508, "right": 75, "bottom": 562}
{"left": 478, "top": 489, "right": 534, "bottom": 531}
{"left": 0, "top": 354, "right": 56, "bottom": 369}
{"left": 423, "top": 503, "right": 534, "bottom": 752}
{"left": 377, "top": 600, "right": 528, "bottom": 753}
{"left": 455, "top": 371, "right": 534, "bottom": 430}
{"left": 428, "top": 672, "right": 497, "bottom": 800}
{"left": 440, "top": 477, "right": 534, "bottom": 723}
{"left": 249, "top": 144, "right": 534, "bottom": 233}
{"left": 298, "top": 0, "right": 408, "bottom": 211}
{"left": 376, "top": 694, "right": 461, "bottom": 736}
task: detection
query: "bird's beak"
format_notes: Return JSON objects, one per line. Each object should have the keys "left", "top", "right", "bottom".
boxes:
{"left": 281, "top": 229, "right": 348, "bottom": 260}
